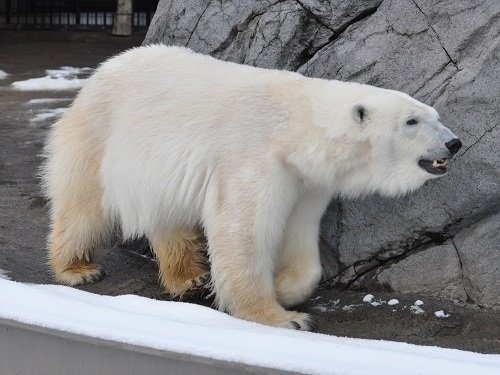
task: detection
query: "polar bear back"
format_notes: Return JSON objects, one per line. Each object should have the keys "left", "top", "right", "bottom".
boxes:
{"left": 84, "top": 46, "right": 300, "bottom": 236}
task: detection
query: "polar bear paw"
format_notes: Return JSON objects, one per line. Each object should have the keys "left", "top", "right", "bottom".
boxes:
{"left": 168, "top": 271, "right": 211, "bottom": 299}
{"left": 186, "top": 272, "right": 211, "bottom": 290}
{"left": 240, "top": 308, "right": 315, "bottom": 331}
{"left": 278, "top": 311, "right": 316, "bottom": 331}
{"left": 54, "top": 263, "right": 106, "bottom": 286}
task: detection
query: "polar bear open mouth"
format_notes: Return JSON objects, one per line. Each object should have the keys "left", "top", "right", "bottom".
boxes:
{"left": 418, "top": 159, "right": 449, "bottom": 175}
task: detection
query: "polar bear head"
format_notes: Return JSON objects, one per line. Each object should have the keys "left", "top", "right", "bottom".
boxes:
{"left": 302, "top": 82, "right": 462, "bottom": 197}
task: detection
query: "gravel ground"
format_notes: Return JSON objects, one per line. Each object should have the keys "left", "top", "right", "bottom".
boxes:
{"left": 1, "top": 31, "right": 499, "bottom": 354}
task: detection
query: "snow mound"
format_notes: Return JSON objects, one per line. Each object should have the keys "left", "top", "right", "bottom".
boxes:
{"left": 0, "top": 70, "right": 8, "bottom": 80}
{"left": 1, "top": 279, "right": 499, "bottom": 375}
{"left": 12, "top": 67, "right": 93, "bottom": 91}
{"left": 31, "top": 108, "right": 67, "bottom": 123}
{"left": 435, "top": 310, "right": 450, "bottom": 318}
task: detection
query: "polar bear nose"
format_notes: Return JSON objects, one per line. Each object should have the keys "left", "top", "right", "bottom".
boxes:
{"left": 445, "top": 138, "right": 462, "bottom": 155}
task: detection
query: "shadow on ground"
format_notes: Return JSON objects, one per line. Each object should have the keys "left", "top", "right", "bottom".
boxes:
{"left": 1, "top": 31, "right": 499, "bottom": 354}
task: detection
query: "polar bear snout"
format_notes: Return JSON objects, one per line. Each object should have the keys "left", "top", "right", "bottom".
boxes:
{"left": 418, "top": 137, "right": 462, "bottom": 176}
{"left": 445, "top": 138, "right": 462, "bottom": 156}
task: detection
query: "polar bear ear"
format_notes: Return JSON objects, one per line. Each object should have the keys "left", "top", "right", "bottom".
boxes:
{"left": 353, "top": 104, "right": 368, "bottom": 124}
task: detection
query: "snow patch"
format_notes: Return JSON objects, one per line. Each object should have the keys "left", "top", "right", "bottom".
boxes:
{"left": 435, "top": 310, "right": 450, "bottom": 318}
{"left": 26, "top": 98, "right": 72, "bottom": 105}
{"left": 31, "top": 108, "right": 67, "bottom": 123}
{"left": 0, "top": 269, "right": 11, "bottom": 280}
{"left": 313, "top": 299, "right": 340, "bottom": 313}
{"left": 12, "top": 66, "right": 92, "bottom": 91}
{"left": 0, "top": 70, "right": 8, "bottom": 80}
{"left": 342, "top": 304, "right": 357, "bottom": 312}
{"left": 388, "top": 299, "right": 400, "bottom": 306}
{"left": 415, "top": 300, "right": 424, "bottom": 306}
{"left": 410, "top": 304, "right": 425, "bottom": 315}
{"left": 1, "top": 279, "right": 500, "bottom": 375}
{"left": 363, "top": 294, "right": 375, "bottom": 303}
{"left": 313, "top": 306, "right": 327, "bottom": 312}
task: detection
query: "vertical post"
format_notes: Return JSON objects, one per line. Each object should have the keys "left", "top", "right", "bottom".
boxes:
{"left": 6, "top": 0, "right": 11, "bottom": 24}
{"left": 75, "top": 0, "right": 80, "bottom": 26}
{"left": 112, "top": 0, "right": 132, "bottom": 36}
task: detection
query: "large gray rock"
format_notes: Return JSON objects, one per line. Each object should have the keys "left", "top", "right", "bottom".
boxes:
{"left": 375, "top": 243, "right": 467, "bottom": 303}
{"left": 455, "top": 213, "right": 500, "bottom": 309}
{"left": 144, "top": 0, "right": 500, "bottom": 308}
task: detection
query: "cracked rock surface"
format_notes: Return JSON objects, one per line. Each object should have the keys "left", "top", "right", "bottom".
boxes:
{"left": 144, "top": 0, "right": 500, "bottom": 309}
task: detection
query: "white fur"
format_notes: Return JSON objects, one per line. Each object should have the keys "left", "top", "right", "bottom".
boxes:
{"left": 43, "top": 46, "right": 458, "bottom": 329}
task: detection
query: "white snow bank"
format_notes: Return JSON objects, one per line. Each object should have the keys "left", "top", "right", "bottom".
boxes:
{"left": 1, "top": 279, "right": 499, "bottom": 375}
{"left": 12, "top": 66, "right": 92, "bottom": 91}
{"left": 31, "top": 108, "right": 67, "bottom": 123}
{"left": 0, "top": 70, "right": 8, "bottom": 79}
{"left": 0, "top": 269, "right": 11, "bottom": 280}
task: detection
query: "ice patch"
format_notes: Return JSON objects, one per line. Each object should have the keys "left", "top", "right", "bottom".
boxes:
{"left": 313, "top": 299, "right": 340, "bottom": 313}
{"left": 26, "top": 98, "right": 72, "bottom": 105}
{"left": 313, "top": 306, "right": 327, "bottom": 312}
{"left": 362, "top": 294, "right": 385, "bottom": 306}
{"left": 410, "top": 304, "right": 425, "bottom": 315}
{"left": 388, "top": 299, "right": 400, "bottom": 306}
{"left": 0, "top": 269, "right": 11, "bottom": 280}
{"left": 1, "top": 279, "right": 500, "bottom": 375}
{"left": 363, "top": 294, "right": 375, "bottom": 303}
{"left": 342, "top": 304, "right": 357, "bottom": 312}
{"left": 45, "top": 66, "right": 93, "bottom": 78}
{"left": 31, "top": 108, "right": 67, "bottom": 123}
{"left": 0, "top": 70, "right": 8, "bottom": 79}
{"left": 12, "top": 66, "right": 93, "bottom": 91}
{"left": 435, "top": 310, "right": 450, "bottom": 318}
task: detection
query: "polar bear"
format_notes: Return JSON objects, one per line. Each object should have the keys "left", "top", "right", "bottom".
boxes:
{"left": 42, "top": 46, "right": 461, "bottom": 330}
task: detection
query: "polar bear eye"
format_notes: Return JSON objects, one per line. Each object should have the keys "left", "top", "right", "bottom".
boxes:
{"left": 353, "top": 104, "right": 367, "bottom": 123}
{"left": 406, "top": 118, "right": 418, "bottom": 126}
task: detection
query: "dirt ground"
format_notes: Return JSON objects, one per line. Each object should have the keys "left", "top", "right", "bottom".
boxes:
{"left": 1, "top": 31, "right": 499, "bottom": 355}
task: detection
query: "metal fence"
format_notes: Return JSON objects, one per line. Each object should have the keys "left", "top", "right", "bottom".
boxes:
{"left": 0, "top": 0, "right": 158, "bottom": 30}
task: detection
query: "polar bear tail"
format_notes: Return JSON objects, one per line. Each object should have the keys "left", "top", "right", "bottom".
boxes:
{"left": 41, "top": 103, "right": 110, "bottom": 285}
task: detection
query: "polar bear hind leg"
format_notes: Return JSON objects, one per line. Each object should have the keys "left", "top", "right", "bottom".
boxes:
{"left": 45, "top": 119, "right": 108, "bottom": 285}
{"left": 149, "top": 228, "right": 210, "bottom": 297}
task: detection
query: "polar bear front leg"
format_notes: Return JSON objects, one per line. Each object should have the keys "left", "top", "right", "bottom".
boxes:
{"left": 275, "top": 191, "right": 331, "bottom": 308}
{"left": 204, "top": 170, "right": 313, "bottom": 330}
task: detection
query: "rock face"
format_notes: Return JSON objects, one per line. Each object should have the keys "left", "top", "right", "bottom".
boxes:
{"left": 144, "top": 0, "right": 500, "bottom": 308}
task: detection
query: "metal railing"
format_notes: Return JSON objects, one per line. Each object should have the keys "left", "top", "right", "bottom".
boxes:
{"left": 0, "top": 0, "right": 157, "bottom": 30}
